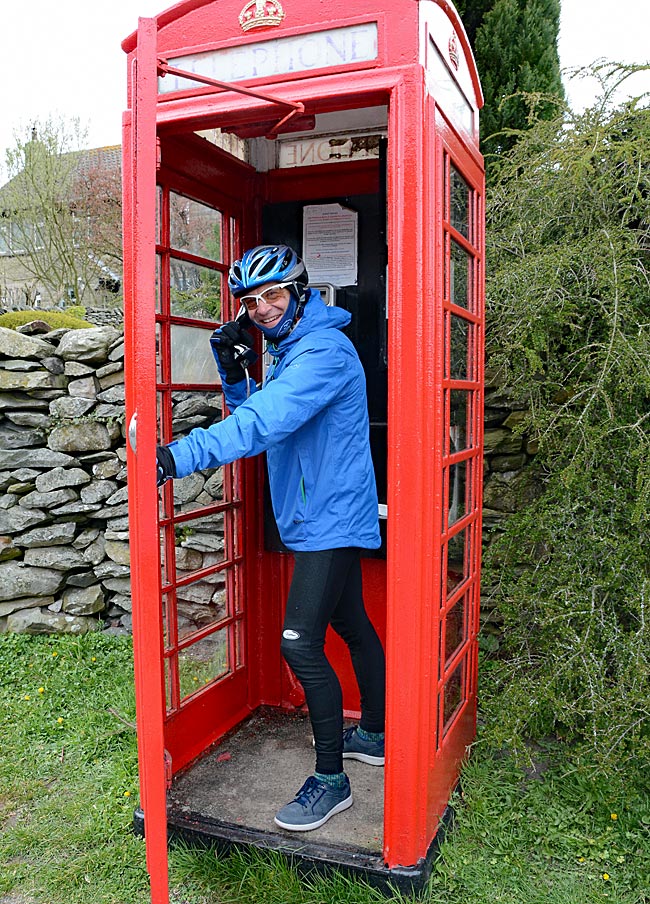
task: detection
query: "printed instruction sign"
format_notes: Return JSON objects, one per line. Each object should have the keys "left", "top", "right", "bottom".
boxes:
{"left": 302, "top": 203, "right": 358, "bottom": 287}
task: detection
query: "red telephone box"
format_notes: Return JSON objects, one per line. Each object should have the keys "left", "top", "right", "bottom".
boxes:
{"left": 122, "top": 1, "right": 484, "bottom": 899}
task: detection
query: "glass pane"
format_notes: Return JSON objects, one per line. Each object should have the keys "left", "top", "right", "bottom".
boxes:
{"left": 175, "top": 511, "right": 227, "bottom": 571}
{"left": 171, "top": 389, "right": 222, "bottom": 437}
{"left": 155, "top": 254, "right": 162, "bottom": 313}
{"left": 176, "top": 571, "right": 228, "bottom": 641}
{"left": 171, "top": 467, "right": 224, "bottom": 515}
{"left": 444, "top": 595, "right": 466, "bottom": 666}
{"left": 170, "top": 324, "right": 221, "bottom": 384}
{"left": 450, "top": 167, "right": 470, "bottom": 238}
{"left": 156, "top": 322, "right": 164, "bottom": 383}
{"left": 448, "top": 460, "right": 466, "bottom": 527}
{"left": 161, "top": 535, "right": 176, "bottom": 589}
{"left": 449, "top": 389, "right": 469, "bottom": 453}
{"left": 443, "top": 658, "right": 465, "bottom": 728}
{"left": 162, "top": 592, "right": 174, "bottom": 650}
{"left": 447, "top": 525, "right": 470, "bottom": 593}
{"left": 165, "top": 656, "right": 174, "bottom": 712}
{"left": 232, "top": 507, "right": 242, "bottom": 560}
{"left": 450, "top": 240, "right": 470, "bottom": 309}
{"left": 156, "top": 186, "right": 163, "bottom": 245}
{"left": 450, "top": 315, "right": 469, "bottom": 380}
{"left": 170, "top": 258, "right": 222, "bottom": 321}
{"left": 170, "top": 193, "right": 223, "bottom": 261}
{"left": 178, "top": 630, "right": 229, "bottom": 699}
{"left": 235, "top": 618, "right": 245, "bottom": 668}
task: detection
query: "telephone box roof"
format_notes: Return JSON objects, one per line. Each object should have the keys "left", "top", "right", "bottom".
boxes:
{"left": 122, "top": 0, "right": 483, "bottom": 111}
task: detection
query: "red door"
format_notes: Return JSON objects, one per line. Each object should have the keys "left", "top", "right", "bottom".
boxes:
{"left": 124, "top": 19, "right": 261, "bottom": 903}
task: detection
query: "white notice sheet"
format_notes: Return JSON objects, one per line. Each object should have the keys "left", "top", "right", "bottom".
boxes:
{"left": 302, "top": 203, "right": 358, "bottom": 286}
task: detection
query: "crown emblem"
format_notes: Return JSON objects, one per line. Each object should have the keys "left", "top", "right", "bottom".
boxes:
{"left": 448, "top": 32, "right": 460, "bottom": 70}
{"left": 239, "top": 0, "right": 285, "bottom": 32}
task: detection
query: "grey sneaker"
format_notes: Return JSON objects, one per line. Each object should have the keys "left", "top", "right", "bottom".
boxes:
{"left": 274, "top": 775, "right": 353, "bottom": 832}
{"left": 342, "top": 726, "right": 385, "bottom": 766}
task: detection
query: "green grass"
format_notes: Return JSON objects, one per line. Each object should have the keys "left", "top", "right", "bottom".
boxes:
{"left": 0, "top": 633, "right": 648, "bottom": 904}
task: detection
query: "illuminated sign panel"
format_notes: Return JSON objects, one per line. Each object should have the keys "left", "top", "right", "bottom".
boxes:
{"left": 159, "top": 23, "right": 379, "bottom": 93}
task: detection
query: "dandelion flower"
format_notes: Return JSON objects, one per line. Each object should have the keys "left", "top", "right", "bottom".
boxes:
{"left": 603, "top": 874, "right": 610, "bottom": 881}
{"left": 52, "top": 651, "right": 58, "bottom": 657}
{"left": 38, "top": 687, "right": 45, "bottom": 694}
{"left": 610, "top": 813, "right": 618, "bottom": 820}
{"left": 124, "top": 790, "right": 131, "bottom": 797}
{"left": 578, "top": 857, "right": 585, "bottom": 863}
{"left": 56, "top": 717, "right": 64, "bottom": 724}
{"left": 91, "top": 656, "right": 97, "bottom": 663}
{"left": 24, "top": 695, "right": 31, "bottom": 701}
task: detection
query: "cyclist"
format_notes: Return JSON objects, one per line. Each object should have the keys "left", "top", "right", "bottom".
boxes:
{"left": 156, "top": 244, "right": 386, "bottom": 832}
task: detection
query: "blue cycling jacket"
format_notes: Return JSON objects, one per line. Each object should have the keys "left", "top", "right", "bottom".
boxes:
{"left": 167, "top": 289, "right": 380, "bottom": 552}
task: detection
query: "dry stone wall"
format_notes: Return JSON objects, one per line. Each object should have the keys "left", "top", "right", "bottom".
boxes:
{"left": 1, "top": 322, "right": 538, "bottom": 636}
{"left": 0, "top": 323, "right": 132, "bottom": 634}
{"left": 0, "top": 320, "right": 226, "bottom": 636}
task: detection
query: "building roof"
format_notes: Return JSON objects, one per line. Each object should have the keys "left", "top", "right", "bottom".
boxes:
{"left": 0, "top": 143, "right": 122, "bottom": 211}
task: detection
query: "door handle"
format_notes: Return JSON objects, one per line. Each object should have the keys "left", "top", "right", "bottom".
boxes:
{"left": 128, "top": 411, "right": 137, "bottom": 453}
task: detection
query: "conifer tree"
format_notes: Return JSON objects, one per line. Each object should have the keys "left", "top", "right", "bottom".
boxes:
{"left": 455, "top": 0, "right": 564, "bottom": 160}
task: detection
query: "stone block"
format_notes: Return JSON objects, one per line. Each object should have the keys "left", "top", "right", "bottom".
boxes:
{"left": 0, "top": 561, "right": 65, "bottom": 600}
{"left": 0, "top": 370, "right": 67, "bottom": 392}
{"left": 57, "top": 326, "right": 121, "bottom": 364}
{"left": 48, "top": 421, "right": 120, "bottom": 453}
{"left": 19, "top": 522, "right": 77, "bottom": 548}
{"left": 62, "top": 584, "right": 105, "bottom": 616}
{"left": 24, "top": 546, "right": 87, "bottom": 570}
{"left": 6, "top": 607, "right": 98, "bottom": 634}
{"left": 0, "top": 326, "right": 56, "bottom": 360}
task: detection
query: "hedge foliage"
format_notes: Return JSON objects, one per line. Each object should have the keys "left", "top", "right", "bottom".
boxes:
{"left": 481, "top": 72, "right": 650, "bottom": 769}
{"left": 0, "top": 308, "right": 91, "bottom": 330}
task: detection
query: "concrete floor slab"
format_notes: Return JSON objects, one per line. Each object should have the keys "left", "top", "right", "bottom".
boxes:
{"left": 168, "top": 707, "right": 384, "bottom": 853}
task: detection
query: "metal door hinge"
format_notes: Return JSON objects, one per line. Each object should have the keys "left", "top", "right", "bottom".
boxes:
{"left": 164, "top": 749, "right": 173, "bottom": 790}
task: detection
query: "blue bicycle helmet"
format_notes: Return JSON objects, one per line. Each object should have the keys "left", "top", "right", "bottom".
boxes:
{"left": 228, "top": 245, "right": 308, "bottom": 298}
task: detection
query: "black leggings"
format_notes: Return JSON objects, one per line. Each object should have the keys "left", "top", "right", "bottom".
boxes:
{"left": 280, "top": 547, "right": 386, "bottom": 775}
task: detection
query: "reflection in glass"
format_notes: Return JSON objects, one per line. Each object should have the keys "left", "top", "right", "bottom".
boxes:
{"left": 170, "top": 324, "right": 221, "bottom": 384}
{"left": 449, "top": 389, "right": 468, "bottom": 452}
{"left": 444, "top": 596, "right": 466, "bottom": 666}
{"left": 450, "top": 167, "right": 470, "bottom": 238}
{"left": 443, "top": 658, "right": 465, "bottom": 728}
{"left": 176, "top": 571, "right": 228, "bottom": 641}
{"left": 178, "top": 630, "right": 229, "bottom": 699}
{"left": 450, "top": 315, "right": 469, "bottom": 380}
{"left": 170, "top": 193, "right": 223, "bottom": 261}
{"left": 448, "top": 460, "right": 466, "bottom": 527}
{"left": 450, "top": 240, "right": 470, "bottom": 309}
{"left": 447, "top": 526, "right": 470, "bottom": 592}
{"left": 170, "top": 258, "right": 222, "bottom": 321}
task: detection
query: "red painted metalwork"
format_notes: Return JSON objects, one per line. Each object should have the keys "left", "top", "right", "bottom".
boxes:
{"left": 122, "top": 2, "right": 484, "bottom": 899}
{"left": 123, "top": 17, "right": 170, "bottom": 904}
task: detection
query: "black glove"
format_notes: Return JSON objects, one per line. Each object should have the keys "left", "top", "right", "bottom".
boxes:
{"left": 210, "top": 320, "right": 258, "bottom": 384}
{"left": 156, "top": 445, "right": 177, "bottom": 487}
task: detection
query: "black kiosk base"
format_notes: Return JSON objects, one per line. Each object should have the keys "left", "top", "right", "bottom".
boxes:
{"left": 133, "top": 708, "right": 453, "bottom": 896}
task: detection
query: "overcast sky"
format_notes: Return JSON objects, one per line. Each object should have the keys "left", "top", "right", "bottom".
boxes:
{"left": 0, "top": 0, "right": 648, "bottom": 179}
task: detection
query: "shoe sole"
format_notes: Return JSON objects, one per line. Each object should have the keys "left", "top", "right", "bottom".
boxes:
{"left": 342, "top": 751, "right": 385, "bottom": 766}
{"left": 273, "top": 793, "right": 353, "bottom": 832}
